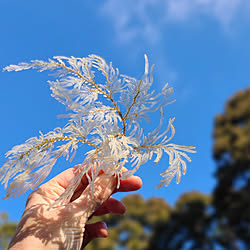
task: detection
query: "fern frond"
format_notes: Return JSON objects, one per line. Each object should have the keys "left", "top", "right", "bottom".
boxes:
{"left": 1, "top": 54, "right": 196, "bottom": 206}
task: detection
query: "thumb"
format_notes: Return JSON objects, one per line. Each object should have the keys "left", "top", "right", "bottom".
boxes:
{"left": 70, "top": 173, "right": 117, "bottom": 218}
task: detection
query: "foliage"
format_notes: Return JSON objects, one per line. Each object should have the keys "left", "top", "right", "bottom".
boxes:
{"left": 148, "top": 89, "right": 250, "bottom": 250}
{"left": 0, "top": 212, "right": 17, "bottom": 250}
{"left": 147, "top": 191, "right": 213, "bottom": 250}
{"left": 87, "top": 88, "right": 250, "bottom": 250}
{"left": 213, "top": 88, "right": 250, "bottom": 248}
{"left": 85, "top": 194, "right": 171, "bottom": 250}
{"left": 86, "top": 192, "right": 214, "bottom": 250}
{"left": 0, "top": 55, "right": 195, "bottom": 206}
{"left": 213, "top": 89, "right": 250, "bottom": 163}
{"left": 1, "top": 74, "right": 249, "bottom": 250}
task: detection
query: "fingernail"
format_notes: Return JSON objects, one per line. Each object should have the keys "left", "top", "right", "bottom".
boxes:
{"left": 98, "top": 222, "right": 108, "bottom": 237}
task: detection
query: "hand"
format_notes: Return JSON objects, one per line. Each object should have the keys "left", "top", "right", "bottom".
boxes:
{"left": 9, "top": 165, "right": 142, "bottom": 249}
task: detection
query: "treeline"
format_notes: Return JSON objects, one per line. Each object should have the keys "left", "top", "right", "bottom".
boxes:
{"left": 87, "top": 88, "right": 250, "bottom": 250}
{"left": 1, "top": 88, "right": 249, "bottom": 249}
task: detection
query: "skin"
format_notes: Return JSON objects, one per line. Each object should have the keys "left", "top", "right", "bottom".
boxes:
{"left": 8, "top": 166, "right": 142, "bottom": 249}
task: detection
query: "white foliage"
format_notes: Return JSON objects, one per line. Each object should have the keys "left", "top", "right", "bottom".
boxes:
{"left": 1, "top": 54, "right": 196, "bottom": 206}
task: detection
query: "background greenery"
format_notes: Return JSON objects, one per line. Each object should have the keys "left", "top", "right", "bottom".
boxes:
{"left": 1, "top": 88, "right": 249, "bottom": 249}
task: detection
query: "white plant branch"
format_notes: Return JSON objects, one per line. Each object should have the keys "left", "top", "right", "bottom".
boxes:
{"left": 1, "top": 54, "right": 196, "bottom": 206}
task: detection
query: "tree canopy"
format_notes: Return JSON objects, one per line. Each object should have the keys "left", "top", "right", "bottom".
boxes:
{"left": 0, "top": 212, "right": 17, "bottom": 250}
{"left": 1, "top": 88, "right": 249, "bottom": 250}
{"left": 213, "top": 88, "right": 250, "bottom": 248}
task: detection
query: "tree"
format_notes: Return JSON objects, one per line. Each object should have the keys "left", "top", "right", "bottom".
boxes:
{"left": 147, "top": 191, "right": 212, "bottom": 250}
{"left": 0, "top": 212, "right": 17, "bottom": 250}
{"left": 3, "top": 89, "right": 249, "bottom": 249}
{"left": 86, "top": 191, "right": 215, "bottom": 250}
{"left": 85, "top": 194, "right": 171, "bottom": 250}
{"left": 213, "top": 88, "right": 250, "bottom": 248}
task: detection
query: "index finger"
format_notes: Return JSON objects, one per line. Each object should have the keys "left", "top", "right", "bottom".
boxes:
{"left": 113, "top": 175, "right": 142, "bottom": 193}
{"left": 45, "top": 165, "right": 142, "bottom": 202}
{"left": 52, "top": 165, "right": 142, "bottom": 192}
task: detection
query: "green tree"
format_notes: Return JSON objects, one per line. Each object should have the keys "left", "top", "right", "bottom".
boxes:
{"left": 147, "top": 191, "right": 212, "bottom": 250}
{"left": 212, "top": 88, "right": 250, "bottom": 248}
{"left": 3, "top": 89, "right": 249, "bottom": 249}
{"left": 0, "top": 212, "right": 17, "bottom": 250}
{"left": 147, "top": 89, "right": 250, "bottom": 250}
{"left": 86, "top": 194, "right": 171, "bottom": 250}
{"left": 86, "top": 191, "right": 214, "bottom": 250}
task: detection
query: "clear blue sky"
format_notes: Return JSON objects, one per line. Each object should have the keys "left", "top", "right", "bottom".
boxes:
{"left": 0, "top": 0, "right": 250, "bottom": 222}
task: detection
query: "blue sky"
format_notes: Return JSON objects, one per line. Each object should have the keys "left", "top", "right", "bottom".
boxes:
{"left": 0, "top": 0, "right": 250, "bottom": 222}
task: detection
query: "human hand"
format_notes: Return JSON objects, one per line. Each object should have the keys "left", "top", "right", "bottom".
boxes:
{"left": 8, "top": 165, "right": 142, "bottom": 249}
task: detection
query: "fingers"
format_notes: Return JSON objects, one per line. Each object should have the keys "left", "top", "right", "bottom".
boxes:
{"left": 71, "top": 173, "right": 117, "bottom": 217}
{"left": 71, "top": 174, "right": 143, "bottom": 202}
{"left": 93, "top": 197, "right": 126, "bottom": 216}
{"left": 70, "top": 172, "right": 142, "bottom": 217}
{"left": 114, "top": 175, "right": 142, "bottom": 193}
{"left": 48, "top": 165, "right": 142, "bottom": 192}
{"left": 32, "top": 164, "right": 142, "bottom": 209}
{"left": 82, "top": 221, "right": 108, "bottom": 248}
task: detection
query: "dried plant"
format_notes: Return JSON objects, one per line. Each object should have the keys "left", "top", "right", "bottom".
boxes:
{"left": 0, "top": 54, "right": 196, "bottom": 206}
